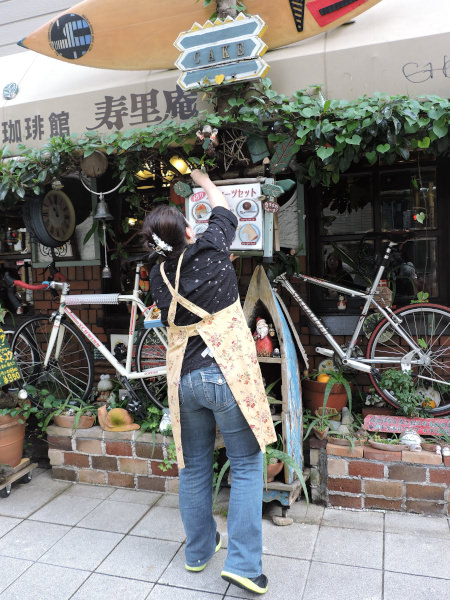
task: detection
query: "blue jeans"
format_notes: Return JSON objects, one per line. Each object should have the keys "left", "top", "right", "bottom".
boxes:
{"left": 179, "top": 364, "right": 263, "bottom": 577}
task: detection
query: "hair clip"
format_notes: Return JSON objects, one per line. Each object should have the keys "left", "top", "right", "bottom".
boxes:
{"left": 151, "top": 233, "right": 173, "bottom": 255}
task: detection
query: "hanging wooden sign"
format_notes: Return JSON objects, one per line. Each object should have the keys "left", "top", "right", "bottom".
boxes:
{"left": 0, "top": 329, "right": 21, "bottom": 387}
{"left": 263, "top": 201, "right": 280, "bottom": 213}
{"left": 174, "top": 13, "right": 269, "bottom": 90}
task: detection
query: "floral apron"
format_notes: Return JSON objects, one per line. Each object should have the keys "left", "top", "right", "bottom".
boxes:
{"left": 160, "top": 254, "right": 276, "bottom": 469}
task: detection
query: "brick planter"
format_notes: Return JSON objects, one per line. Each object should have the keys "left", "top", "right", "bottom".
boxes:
{"left": 47, "top": 425, "right": 178, "bottom": 493}
{"left": 308, "top": 439, "right": 449, "bottom": 516}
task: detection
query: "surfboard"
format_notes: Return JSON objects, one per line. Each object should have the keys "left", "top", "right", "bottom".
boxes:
{"left": 18, "top": 0, "right": 381, "bottom": 71}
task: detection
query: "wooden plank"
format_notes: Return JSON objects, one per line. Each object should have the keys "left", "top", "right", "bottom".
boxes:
{"left": 18, "top": 0, "right": 382, "bottom": 70}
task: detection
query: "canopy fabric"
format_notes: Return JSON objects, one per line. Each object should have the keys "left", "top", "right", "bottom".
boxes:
{"left": 1, "top": 0, "right": 448, "bottom": 154}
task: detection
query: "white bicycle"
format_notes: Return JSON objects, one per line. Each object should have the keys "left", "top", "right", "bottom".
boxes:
{"left": 6, "top": 257, "right": 167, "bottom": 409}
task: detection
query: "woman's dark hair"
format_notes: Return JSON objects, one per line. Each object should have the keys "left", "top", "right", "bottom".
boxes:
{"left": 141, "top": 205, "right": 188, "bottom": 260}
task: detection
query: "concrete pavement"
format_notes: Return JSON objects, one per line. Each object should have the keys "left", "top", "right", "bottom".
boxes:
{"left": 0, "top": 468, "right": 448, "bottom": 599}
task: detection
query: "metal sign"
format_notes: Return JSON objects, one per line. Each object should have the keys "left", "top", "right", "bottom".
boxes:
{"left": 174, "top": 13, "right": 269, "bottom": 90}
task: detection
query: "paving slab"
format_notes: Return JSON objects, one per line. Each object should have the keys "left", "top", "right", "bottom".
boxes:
{"left": 147, "top": 585, "right": 223, "bottom": 600}
{"left": 384, "top": 571, "right": 450, "bottom": 600}
{"left": 385, "top": 511, "right": 450, "bottom": 539}
{"left": 0, "top": 479, "right": 70, "bottom": 519}
{"left": 109, "top": 488, "right": 162, "bottom": 505}
{"left": 313, "top": 526, "right": 383, "bottom": 569}
{"left": 302, "top": 562, "right": 382, "bottom": 600}
{"left": 77, "top": 499, "right": 151, "bottom": 533}
{"left": 385, "top": 532, "right": 450, "bottom": 579}
{"left": 0, "top": 519, "right": 70, "bottom": 561}
{"left": 96, "top": 535, "right": 180, "bottom": 582}
{"left": 155, "top": 493, "right": 180, "bottom": 508}
{"left": 322, "top": 507, "right": 384, "bottom": 531}
{"left": 28, "top": 493, "right": 104, "bottom": 526}
{"left": 61, "top": 483, "right": 115, "bottom": 499}
{"left": 39, "top": 527, "right": 123, "bottom": 571}
{"left": 159, "top": 545, "right": 228, "bottom": 594}
{"left": 0, "top": 515, "right": 22, "bottom": 538}
{"left": 71, "top": 572, "right": 153, "bottom": 600}
{"left": 224, "top": 555, "right": 309, "bottom": 600}
{"left": 263, "top": 500, "right": 324, "bottom": 525}
{"left": 262, "top": 520, "right": 319, "bottom": 560}
{"left": 0, "top": 562, "right": 90, "bottom": 600}
{"left": 0, "top": 556, "right": 33, "bottom": 594}
{"left": 130, "top": 506, "right": 186, "bottom": 542}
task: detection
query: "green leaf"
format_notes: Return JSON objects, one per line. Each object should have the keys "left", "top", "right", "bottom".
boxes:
{"left": 345, "top": 134, "right": 361, "bottom": 145}
{"left": 317, "top": 146, "right": 334, "bottom": 160}
{"left": 417, "top": 137, "right": 431, "bottom": 148}
{"left": 376, "top": 143, "right": 390, "bottom": 154}
{"left": 432, "top": 118, "right": 448, "bottom": 138}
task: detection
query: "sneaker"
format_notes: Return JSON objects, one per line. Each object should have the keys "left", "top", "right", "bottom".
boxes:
{"left": 221, "top": 571, "right": 269, "bottom": 594}
{"left": 185, "top": 531, "right": 222, "bottom": 572}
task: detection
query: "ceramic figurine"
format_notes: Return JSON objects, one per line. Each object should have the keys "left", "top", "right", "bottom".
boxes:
{"left": 97, "top": 373, "right": 114, "bottom": 403}
{"left": 253, "top": 317, "right": 274, "bottom": 357}
{"left": 337, "top": 295, "right": 347, "bottom": 311}
{"left": 400, "top": 428, "right": 422, "bottom": 451}
{"left": 442, "top": 446, "right": 450, "bottom": 457}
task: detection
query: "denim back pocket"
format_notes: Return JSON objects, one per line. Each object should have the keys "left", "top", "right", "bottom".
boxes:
{"left": 201, "top": 369, "right": 235, "bottom": 409}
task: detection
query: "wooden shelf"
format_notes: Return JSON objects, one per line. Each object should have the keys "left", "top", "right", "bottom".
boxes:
{"left": 257, "top": 356, "right": 282, "bottom": 364}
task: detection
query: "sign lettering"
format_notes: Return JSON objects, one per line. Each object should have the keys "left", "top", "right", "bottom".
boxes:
{"left": 174, "top": 13, "right": 269, "bottom": 90}
{"left": 0, "top": 329, "right": 21, "bottom": 387}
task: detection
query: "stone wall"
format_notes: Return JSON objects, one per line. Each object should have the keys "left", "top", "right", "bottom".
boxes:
{"left": 308, "top": 438, "right": 449, "bottom": 516}
{"left": 47, "top": 425, "right": 179, "bottom": 493}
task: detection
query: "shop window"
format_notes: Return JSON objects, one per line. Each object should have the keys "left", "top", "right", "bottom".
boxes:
{"left": 308, "top": 163, "right": 446, "bottom": 314}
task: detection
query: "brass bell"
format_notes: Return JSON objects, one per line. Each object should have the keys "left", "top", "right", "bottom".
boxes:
{"left": 93, "top": 198, "right": 113, "bottom": 221}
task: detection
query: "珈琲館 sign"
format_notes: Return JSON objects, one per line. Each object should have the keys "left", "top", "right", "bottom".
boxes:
{"left": 174, "top": 13, "right": 269, "bottom": 91}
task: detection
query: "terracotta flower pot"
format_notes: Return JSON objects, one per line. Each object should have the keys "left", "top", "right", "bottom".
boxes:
{"left": 53, "top": 414, "right": 95, "bottom": 429}
{"left": 266, "top": 460, "right": 284, "bottom": 482}
{"left": 302, "top": 379, "right": 349, "bottom": 412}
{"left": 0, "top": 415, "right": 25, "bottom": 468}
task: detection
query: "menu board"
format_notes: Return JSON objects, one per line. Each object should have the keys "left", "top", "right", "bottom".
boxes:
{"left": 186, "top": 182, "right": 264, "bottom": 252}
{"left": 0, "top": 328, "right": 21, "bottom": 387}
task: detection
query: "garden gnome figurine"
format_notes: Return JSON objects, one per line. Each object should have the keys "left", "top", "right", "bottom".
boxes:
{"left": 253, "top": 317, "right": 274, "bottom": 357}
{"left": 97, "top": 374, "right": 114, "bottom": 404}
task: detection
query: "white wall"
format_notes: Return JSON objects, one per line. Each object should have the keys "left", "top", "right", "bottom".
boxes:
{"left": 0, "top": 0, "right": 69, "bottom": 57}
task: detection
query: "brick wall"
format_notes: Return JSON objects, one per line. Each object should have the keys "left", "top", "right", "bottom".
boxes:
{"left": 307, "top": 438, "right": 449, "bottom": 516}
{"left": 47, "top": 424, "right": 179, "bottom": 493}
{"left": 31, "top": 264, "right": 117, "bottom": 381}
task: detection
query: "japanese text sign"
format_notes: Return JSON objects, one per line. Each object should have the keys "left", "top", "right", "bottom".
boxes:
{"left": 0, "top": 329, "right": 21, "bottom": 387}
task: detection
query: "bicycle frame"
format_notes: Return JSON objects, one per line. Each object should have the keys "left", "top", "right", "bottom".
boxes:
{"left": 275, "top": 242, "right": 426, "bottom": 373}
{"left": 44, "top": 262, "right": 166, "bottom": 380}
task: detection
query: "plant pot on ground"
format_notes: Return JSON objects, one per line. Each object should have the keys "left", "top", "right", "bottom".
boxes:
{"left": 0, "top": 387, "right": 34, "bottom": 468}
{"left": 302, "top": 371, "right": 352, "bottom": 413}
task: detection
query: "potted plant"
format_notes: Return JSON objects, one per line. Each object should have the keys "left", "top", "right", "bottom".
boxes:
{"left": 27, "top": 386, "right": 97, "bottom": 435}
{"left": 377, "top": 369, "right": 427, "bottom": 417}
{"left": 302, "top": 370, "right": 352, "bottom": 413}
{"left": 0, "top": 387, "right": 35, "bottom": 467}
{"left": 213, "top": 439, "right": 309, "bottom": 507}
{"left": 302, "top": 408, "right": 337, "bottom": 440}
{"left": 368, "top": 433, "right": 408, "bottom": 452}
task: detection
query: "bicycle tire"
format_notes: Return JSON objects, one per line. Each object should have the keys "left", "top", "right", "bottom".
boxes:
{"left": 135, "top": 327, "right": 167, "bottom": 410}
{"left": 11, "top": 316, "right": 94, "bottom": 403}
{"left": 367, "top": 303, "right": 450, "bottom": 416}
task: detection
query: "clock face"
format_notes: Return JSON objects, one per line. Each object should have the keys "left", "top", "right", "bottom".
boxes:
{"left": 41, "top": 191, "right": 76, "bottom": 242}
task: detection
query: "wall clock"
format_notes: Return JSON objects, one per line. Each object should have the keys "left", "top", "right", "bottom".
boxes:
{"left": 23, "top": 191, "right": 76, "bottom": 248}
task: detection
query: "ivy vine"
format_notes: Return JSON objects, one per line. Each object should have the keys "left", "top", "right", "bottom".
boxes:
{"left": 1, "top": 79, "right": 449, "bottom": 213}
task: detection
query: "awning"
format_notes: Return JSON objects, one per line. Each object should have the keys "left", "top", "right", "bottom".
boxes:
{"left": 1, "top": 0, "right": 448, "bottom": 154}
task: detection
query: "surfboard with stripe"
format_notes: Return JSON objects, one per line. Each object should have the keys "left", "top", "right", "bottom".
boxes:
{"left": 18, "top": 0, "right": 381, "bottom": 70}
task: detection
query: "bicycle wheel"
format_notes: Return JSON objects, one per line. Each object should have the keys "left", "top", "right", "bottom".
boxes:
{"left": 367, "top": 303, "right": 450, "bottom": 416}
{"left": 11, "top": 316, "right": 94, "bottom": 402}
{"left": 135, "top": 327, "right": 167, "bottom": 410}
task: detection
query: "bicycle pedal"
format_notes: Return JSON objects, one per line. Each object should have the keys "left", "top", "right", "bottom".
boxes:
{"left": 315, "top": 347, "right": 334, "bottom": 357}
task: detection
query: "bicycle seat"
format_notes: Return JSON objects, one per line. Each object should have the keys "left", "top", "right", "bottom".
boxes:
{"left": 123, "top": 252, "right": 153, "bottom": 263}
